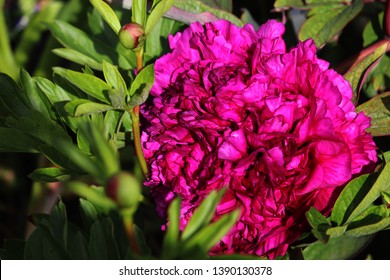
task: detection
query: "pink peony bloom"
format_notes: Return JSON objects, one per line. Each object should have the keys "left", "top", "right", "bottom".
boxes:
{"left": 141, "top": 19, "right": 377, "bottom": 259}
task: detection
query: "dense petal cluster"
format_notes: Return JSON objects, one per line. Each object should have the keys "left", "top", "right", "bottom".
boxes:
{"left": 141, "top": 20, "right": 377, "bottom": 258}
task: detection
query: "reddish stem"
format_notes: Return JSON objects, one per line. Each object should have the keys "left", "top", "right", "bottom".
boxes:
{"left": 384, "top": 0, "right": 390, "bottom": 38}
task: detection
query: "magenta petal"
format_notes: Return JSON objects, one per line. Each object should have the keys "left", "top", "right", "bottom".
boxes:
{"left": 141, "top": 19, "right": 377, "bottom": 259}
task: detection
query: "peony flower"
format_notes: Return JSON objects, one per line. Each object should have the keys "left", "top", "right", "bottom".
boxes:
{"left": 141, "top": 19, "right": 377, "bottom": 259}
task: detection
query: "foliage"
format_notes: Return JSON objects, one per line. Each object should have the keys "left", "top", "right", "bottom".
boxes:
{"left": 0, "top": 0, "right": 389, "bottom": 260}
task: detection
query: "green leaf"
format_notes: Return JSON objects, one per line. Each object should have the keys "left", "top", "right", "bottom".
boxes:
{"left": 6, "top": 111, "right": 72, "bottom": 148}
{"left": 29, "top": 167, "right": 72, "bottom": 182}
{"left": 48, "top": 20, "right": 134, "bottom": 70}
{"left": 102, "top": 60, "right": 127, "bottom": 94}
{"left": 162, "top": 197, "right": 181, "bottom": 259}
{"left": 346, "top": 163, "right": 390, "bottom": 223}
{"left": 356, "top": 92, "right": 390, "bottom": 137}
{"left": 40, "top": 141, "right": 101, "bottom": 178}
{"left": 200, "top": 0, "right": 232, "bottom": 12}
{"left": 180, "top": 210, "right": 240, "bottom": 259}
{"left": 0, "top": 73, "right": 31, "bottom": 116}
{"left": 14, "top": 1, "right": 63, "bottom": 67}
{"left": 89, "top": 218, "right": 120, "bottom": 259}
{"left": 144, "top": 17, "right": 183, "bottom": 61}
{"left": 305, "top": 206, "right": 330, "bottom": 241}
{"left": 52, "top": 48, "right": 103, "bottom": 70}
{"left": 132, "top": 0, "right": 147, "bottom": 26}
{"left": 89, "top": 0, "right": 121, "bottom": 34}
{"left": 303, "top": 234, "right": 373, "bottom": 260}
{"left": 80, "top": 123, "right": 120, "bottom": 180}
{"left": 20, "top": 69, "right": 51, "bottom": 119}
{"left": 145, "top": 0, "right": 175, "bottom": 35}
{"left": 346, "top": 205, "right": 390, "bottom": 237}
{"left": 66, "top": 182, "right": 116, "bottom": 212}
{"left": 344, "top": 42, "right": 388, "bottom": 103}
{"left": 274, "top": 0, "right": 305, "bottom": 10}
{"left": 0, "top": 128, "right": 40, "bottom": 152}
{"left": 325, "top": 225, "right": 347, "bottom": 238}
{"left": 79, "top": 198, "right": 99, "bottom": 232}
{"left": 128, "top": 64, "right": 154, "bottom": 105}
{"left": 299, "top": 0, "right": 363, "bottom": 48}
{"left": 24, "top": 227, "right": 70, "bottom": 259}
{"left": 70, "top": 232, "right": 90, "bottom": 259}
{"left": 181, "top": 189, "right": 225, "bottom": 241}
{"left": 174, "top": 0, "right": 243, "bottom": 27}
{"left": 53, "top": 67, "right": 111, "bottom": 103}
{"left": 50, "top": 201, "right": 68, "bottom": 248}
{"left": 331, "top": 174, "right": 374, "bottom": 225}
{"left": 64, "top": 99, "right": 113, "bottom": 117}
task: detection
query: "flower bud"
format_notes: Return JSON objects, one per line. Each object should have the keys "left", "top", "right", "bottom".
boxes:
{"left": 118, "top": 23, "right": 146, "bottom": 50}
{"left": 105, "top": 171, "right": 141, "bottom": 209}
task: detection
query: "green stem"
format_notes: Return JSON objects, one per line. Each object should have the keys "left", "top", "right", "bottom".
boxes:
{"left": 130, "top": 105, "right": 148, "bottom": 176}
{"left": 122, "top": 211, "right": 140, "bottom": 255}
{"left": 0, "top": 0, "right": 19, "bottom": 80}
{"left": 130, "top": 47, "right": 149, "bottom": 176}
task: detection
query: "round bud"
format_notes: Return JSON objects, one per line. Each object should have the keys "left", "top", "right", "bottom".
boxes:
{"left": 105, "top": 172, "right": 141, "bottom": 209}
{"left": 118, "top": 23, "right": 146, "bottom": 50}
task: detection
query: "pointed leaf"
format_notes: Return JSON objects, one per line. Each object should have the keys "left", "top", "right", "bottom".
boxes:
{"left": 344, "top": 42, "right": 388, "bottom": 103}
{"left": 47, "top": 20, "right": 134, "bottom": 70}
{"left": 299, "top": 1, "right": 363, "bottom": 48}
{"left": 173, "top": 0, "right": 243, "bottom": 27}
{"left": 331, "top": 174, "right": 375, "bottom": 225}
{"left": 20, "top": 69, "right": 51, "bottom": 118}
{"left": 0, "top": 128, "right": 40, "bottom": 152}
{"left": 29, "top": 167, "right": 72, "bottom": 182}
{"left": 89, "top": 0, "right": 121, "bottom": 34}
{"left": 102, "top": 60, "right": 127, "bottom": 93}
{"left": 66, "top": 182, "right": 116, "bottom": 212}
{"left": 64, "top": 99, "right": 113, "bottom": 117}
{"left": 162, "top": 197, "right": 181, "bottom": 259}
{"left": 128, "top": 64, "right": 154, "bottom": 105}
{"left": 305, "top": 206, "right": 330, "bottom": 241}
{"left": 52, "top": 48, "right": 103, "bottom": 70}
{"left": 132, "top": 0, "right": 147, "bottom": 26}
{"left": 145, "top": 0, "right": 175, "bottom": 34}
{"left": 181, "top": 210, "right": 240, "bottom": 258}
{"left": 303, "top": 234, "right": 373, "bottom": 260}
{"left": 53, "top": 67, "right": 111, "bottom": 103}
{"left": 70, "top": 232, "right": 90, "bottom": 259}
{"left": 0, "top": 73, "right": 31, "bottom": 116}
{"left": 346, "top": 163, "right": 390, "bottom": 223}
{"left": 356, "top": 92, "right": 390, "bottom": 137}
{"left": 181, "top": 189, "right": 225, "bottom": 241}
{"left": 80, "top": 123, "right": 120, "bottom": 180}
{"left": 89, "top": 218, "right": 120, "bottom": 259}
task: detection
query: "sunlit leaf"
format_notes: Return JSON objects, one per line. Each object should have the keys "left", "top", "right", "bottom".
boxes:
{"left": 64, "top": 99, "right": 113, "bottom": 117}
{"left": 344, "top": 42, "right": 388, "bottom": 103}
{"left": 52, "top": 48, "right": 103, "bottom": 70}
{"left": 356, "top": 92, "right": 390, "bottom": 137}
{"left": 299, "top": 0, "right": 363, "bottom": 47}
{"left": 89, "top": 0, "right": 121, "bottom": 34}
{"left": 173, "top": 0, "right": 243, "bottom": 26}
{"left": 331, "top": 174, "right": 375, "bottom": 225}
{"left": 346, "top": 163, "right": 390, "bottom": 223}
{"left": 146, "top": 0, "right": 175, "bottom": 35}
{"left": 53, "top": 67, "right": 111, "bottom": 104}
{"left": 132, "top": 0, "right": 147, "bottom": 27}
{"left": 303, "top": 234, "right": 373, "bottom": 260}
